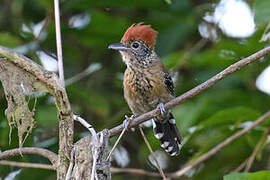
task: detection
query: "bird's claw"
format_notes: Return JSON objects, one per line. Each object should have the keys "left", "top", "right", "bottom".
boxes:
{"left": 157, "top": 103, "right": 166, "bottom": 116}
{"left": 123, "top": 115, "right": 137, "bottom": 131}
{"left": 123, "top": 115, "right": 130, "bottom": 130}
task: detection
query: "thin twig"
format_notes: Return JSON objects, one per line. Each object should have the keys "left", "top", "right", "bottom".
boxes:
{"left": 34, "top": 12, "right": 52, "bottom": 42}
{"left": 231, "top": 159, "right": 248, "bottom": 173}
{"left": 244, "top": 129, "right": 268, "bottom": 172}
{"left": 176, "top": 38, "right": 208, "bottom": 69}
{"left": 91, "top": 133, "right": 104, "bottom": 180}
{"left": 65, "top": 63, "right": 102, "bottom": 86}
{"left": 73, "top": 115, "right": 100, "bottom": 179}
{"left": 54, "top": 0, "right": 65, "bottom": 85}
{"left": 169, "top": 110, "right": 270, "bottom": 178}
{"left": 139, "top": 127, "right": 167, "bottom": 180}
{"left": 91, "top": 148, "right": 98, "bottom": 180}
{"left": 106, "top": 128, "right": 126, "bottom": 161}
{"left": 108, "top": 46, "right": 270, "bottom": 137}
{"left": 0, "top": 147, "right": 57, "bottom": 165}
{"left": 73, "top": 115, "right": 97, "bottom": 139}
{"left": 65, "top": 150, "right": 75, "bottom": 180}
{"left": 111, "top": 167, "right": 160, "bottom": 177}
{"left": 0, "top": 160, "right": 54, "bottom": 170}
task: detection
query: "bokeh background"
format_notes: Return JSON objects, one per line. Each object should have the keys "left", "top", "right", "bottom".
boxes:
{"left": 0, "top": 0, "right": 270, "bottom": 179}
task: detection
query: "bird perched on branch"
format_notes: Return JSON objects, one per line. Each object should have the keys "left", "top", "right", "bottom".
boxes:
{"left": 109, "top": 23, "right": 181, "bottom": 156}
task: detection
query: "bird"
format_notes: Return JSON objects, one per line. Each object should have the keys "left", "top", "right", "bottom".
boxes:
{"left": 108, "top": 22, "right": 181, "bottom": 156}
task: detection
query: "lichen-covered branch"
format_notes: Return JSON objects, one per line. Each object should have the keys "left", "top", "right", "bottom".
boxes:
{"left": 70, "top": 130, "right": 111, "bottom": 180}
{"left": 0, "top": 45, "right": 73, "bottom": 179}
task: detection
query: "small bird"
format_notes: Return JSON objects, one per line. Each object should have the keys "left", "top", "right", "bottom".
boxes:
{"left": 109, "top": 23, "right": 181, "bottom": 156}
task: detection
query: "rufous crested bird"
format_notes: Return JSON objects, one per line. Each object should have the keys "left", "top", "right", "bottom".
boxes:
{"left": 109, "top": 23, "right": 181, "bottom": 156}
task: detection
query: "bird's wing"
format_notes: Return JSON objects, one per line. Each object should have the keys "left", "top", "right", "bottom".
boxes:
{"left": 159, "top": 63, "right": 175, "bottom": 96}
{"left": 163, "top": 72, "right": 175, "bottom": 96}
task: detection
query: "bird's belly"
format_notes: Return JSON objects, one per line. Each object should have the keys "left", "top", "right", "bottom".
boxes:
{"left": 123, "top": 77, "right": 168, "bottom": 115}
{"left": 124, "top": 87, "right": 157, "bottom": 115}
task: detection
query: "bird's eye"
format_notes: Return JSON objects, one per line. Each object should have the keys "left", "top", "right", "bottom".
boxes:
{"left": 131, "top": 42, "right": 139, "bottom": 49}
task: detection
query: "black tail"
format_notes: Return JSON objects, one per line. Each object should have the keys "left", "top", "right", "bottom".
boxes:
{"left": 152, "top": 113, "right": 181, "bottom": 156}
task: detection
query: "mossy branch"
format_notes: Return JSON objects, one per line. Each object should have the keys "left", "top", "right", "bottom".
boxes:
{"left": 0, "top": 45, "right": 73, "bottom": 179}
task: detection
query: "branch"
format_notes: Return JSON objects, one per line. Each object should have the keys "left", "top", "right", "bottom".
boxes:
{"left": 65, "top": 150, "right": 75, "bottom": 180}
{"left": 73, "top": 115, "right": 97, "bottom": 139}
{"left": 231, "top": 159, "right": 248, "bottom": 173}
{"left": 108, "top": 111, "right": 270, "bottom": 179}
{"left": 139, "top": 127, "right": 167, "bottom": 179}
{"left": 106, "top": 128, "right": 126, "bottom": 161}
{"left": 111, "top": 167, "right": 160, "bottom": 177}
{"left": 0, "top": 160, "right": 54, "bottom": 170}
{"left": 69, "top": 130, "right": 111, "bottom": 179}
{"left": 0, "top": 45, "right": 62, "bottom": 92}
{"left": 0, "top": 147, "right": 57, "bottom": 165}
{"left": 35, "top": 12, "right": 52, "bottom": 42}
{"left": 54, "top": 0, "right": 64, "bottom": 85}
{"left": 109, "top": 46, "right": 270, "bottom": 137}
{"left": 169, "top": 110, "right": 270, "bottom": 178}
{"left": 0, "top": 45, "right": 74, "bottom": 178}
{"left": 176, "top": 38, "right": 208, "bottom": 69}
{"left": 244, "top": 129, "right": 268, "bottom": 172}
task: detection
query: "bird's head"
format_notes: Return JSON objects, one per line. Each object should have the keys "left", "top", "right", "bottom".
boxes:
{"left": 109, "top": 23, "right": 158, "bottom": 67}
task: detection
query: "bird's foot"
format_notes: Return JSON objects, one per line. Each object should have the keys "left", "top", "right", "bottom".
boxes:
{"left": 157, "top": 103, "right": 166, "bottom": 117}
{"left": 123, "top": 115, "right": 137, "bottom": 131}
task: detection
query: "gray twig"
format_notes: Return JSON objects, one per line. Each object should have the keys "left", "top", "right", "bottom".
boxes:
{"left": 139, "top": 127, "right": 167, "bottom": 180}
{"left": 73, "top": 114, "right": 100, "bottom": 180}
{"left": 0, "top": 147, "right": 57, "bottom": 165}
{"left": 65, "top": 150, "right": 75, "bottom": 180}
{"left": 0, "top": 160, "right": 54, "bottom": 170}
{"left": 111, "top": 167, "right": 160, "bottom": 177}
{"left": 106, "top": 128, "right": 126, "bottom": 161}
{"left": 231, "top": 159, "right": 248, "bottom": 173}
{"left": 54, "top": 0, "right": 65, "bottom": 86}
{"left": 244, "top": 129, "right": 268, "bottom": 172}
{"left": 73, "top": 114, "right": 97, "bottom": 139}
{"left": 65, "top": 63, "right": 102, "bottom": 86}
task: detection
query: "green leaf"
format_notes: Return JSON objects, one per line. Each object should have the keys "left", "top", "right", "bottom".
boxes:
{"left": 254, "top": 0, "right": 270, "bottom": 26}
{"left": 224, "top": 171, "right": 270, "bottom": 180}
{"left": 36, "top": 105, "right": 58, "bottom": 126}
{"left": 164, "top": 0, "right": 172, "bottom": 4}
{"left": 162, "top": 50, "right": 185, "bottom": 68}
{"left": 188, "top": 107, "right": 261, "bottom": 160}
{"left": 67, "top": 84, "right": 110, "bottom": 118}
{"left": 202, "top": 107, "right": 261, "bottom": 127}
{"left": 0, "top": 32, "right": 21, "bottom": 47}
{"left": 172, "top": 99, "right": 208, "bottom": 134}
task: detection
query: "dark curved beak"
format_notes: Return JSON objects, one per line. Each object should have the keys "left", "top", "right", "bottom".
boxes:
{"left": 108, "top": 43, "right": 130, "bottom": 51}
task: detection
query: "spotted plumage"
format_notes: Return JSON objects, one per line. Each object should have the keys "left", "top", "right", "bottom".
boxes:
{"left": 109, "top": 23, "right": 181, "bottom": 156}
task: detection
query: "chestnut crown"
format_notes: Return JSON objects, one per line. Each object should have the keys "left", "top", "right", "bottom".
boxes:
{"left": 121, "top": 22, "right": 158, "bottom": 50}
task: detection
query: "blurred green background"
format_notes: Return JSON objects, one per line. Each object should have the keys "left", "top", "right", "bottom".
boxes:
{"left": 0, "top": 0, "right": 270, "bottom": 179}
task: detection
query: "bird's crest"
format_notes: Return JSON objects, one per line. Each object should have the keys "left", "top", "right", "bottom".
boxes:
{"left": 121, "top": 22, "right": 158, "bottom": 49}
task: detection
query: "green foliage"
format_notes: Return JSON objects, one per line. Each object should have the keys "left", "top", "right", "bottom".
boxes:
{"left": 0, "top": 33, "right": 21, "bottom": 47}
{"left": 254, "top": 0, "right": 270, "bottom": 26}
{"left": 224, "top": 171, "right": 270, "bottom": 180}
